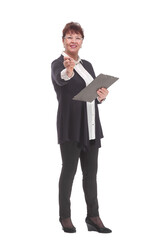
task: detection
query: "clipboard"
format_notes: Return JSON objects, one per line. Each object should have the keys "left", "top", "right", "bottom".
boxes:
{"left": 73, "top": 73, "right": 119, "bottom": 102}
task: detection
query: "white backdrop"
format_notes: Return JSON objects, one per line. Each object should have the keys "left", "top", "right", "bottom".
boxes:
{"left": 0, "top": 0, "right": 160, "bottom": 239}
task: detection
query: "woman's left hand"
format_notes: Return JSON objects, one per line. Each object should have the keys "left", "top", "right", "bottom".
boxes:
{"left": 97, "top": 88, "right": 109, "bottom": 102}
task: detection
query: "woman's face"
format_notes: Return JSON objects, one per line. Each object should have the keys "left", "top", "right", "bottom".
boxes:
{"left": 63, "top": 31, "right": 83, "bottom": 56}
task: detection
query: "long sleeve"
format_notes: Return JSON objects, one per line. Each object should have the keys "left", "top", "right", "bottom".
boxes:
{"left": 51, "top": 59, "right": 69, "bottom": 87}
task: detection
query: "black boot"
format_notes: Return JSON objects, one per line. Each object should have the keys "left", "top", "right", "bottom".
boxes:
{"left": 85, "top": 216, "right": 112, "bottom": 233}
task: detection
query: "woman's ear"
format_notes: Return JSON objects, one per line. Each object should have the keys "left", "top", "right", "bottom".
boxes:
{"left": 62, "top": 37, "right": 65, "bottom": 48}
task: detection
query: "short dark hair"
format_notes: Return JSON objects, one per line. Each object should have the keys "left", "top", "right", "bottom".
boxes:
{"left": 62, "top": 22, "right": 84, "bottom": 39}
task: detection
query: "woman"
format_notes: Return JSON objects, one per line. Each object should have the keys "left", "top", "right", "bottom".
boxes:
{"left": 51, "top": 22, "right": 112, "bottom": 233}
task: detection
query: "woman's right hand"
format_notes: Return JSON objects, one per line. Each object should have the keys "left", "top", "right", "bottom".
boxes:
{"left": 63, "top": 56, "right": 75, "bottom": 77}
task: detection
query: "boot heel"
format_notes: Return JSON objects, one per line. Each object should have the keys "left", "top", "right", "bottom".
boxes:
{"left": 87, "top": 223, "right": 97, "bottom": 232}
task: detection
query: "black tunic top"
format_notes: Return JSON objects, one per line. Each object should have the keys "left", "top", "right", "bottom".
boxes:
{"left": 51, "top": 55, "right": 103, "bottom": 150}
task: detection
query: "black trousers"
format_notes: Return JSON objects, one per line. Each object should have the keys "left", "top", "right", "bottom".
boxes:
{"left": 59, "top": 141, "right": 99, "bottom": 219}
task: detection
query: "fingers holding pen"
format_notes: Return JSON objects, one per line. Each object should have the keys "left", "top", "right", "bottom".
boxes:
{"left": 63, "top": 56, "right": 75, "bottom": 77}
{"left": 63, "top": 56, "right": 75, "bottom": 68}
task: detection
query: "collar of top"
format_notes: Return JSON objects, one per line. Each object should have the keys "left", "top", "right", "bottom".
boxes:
{"left": 62, "top": 51, "right": 83, "bottom": 65}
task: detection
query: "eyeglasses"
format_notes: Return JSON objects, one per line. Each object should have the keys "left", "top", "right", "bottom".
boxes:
{"left": 64, "top": 36, "right": 83, "bottom": 42}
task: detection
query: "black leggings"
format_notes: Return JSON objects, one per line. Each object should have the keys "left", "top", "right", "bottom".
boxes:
{"left": 59, "top": 141, "right": 99, "bottom": 219}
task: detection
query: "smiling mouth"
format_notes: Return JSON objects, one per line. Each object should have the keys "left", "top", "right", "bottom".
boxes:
{"left": 70, "top": 45, "right": 77, "bottom": 48}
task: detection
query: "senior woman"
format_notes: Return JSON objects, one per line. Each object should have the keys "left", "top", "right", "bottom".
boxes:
{"left": 51, "top": 22, "right": 111, "bottom": 234}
